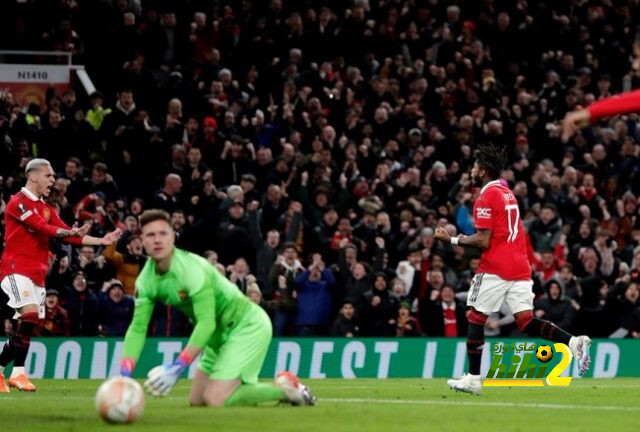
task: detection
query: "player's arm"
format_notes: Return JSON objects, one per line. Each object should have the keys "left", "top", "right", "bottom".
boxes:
{"left": 562, "top": 89, "right": 640, "bottom": 141}
{"left": 49, "top": 209, "right": 122, "bottom": 246}
{"left": 7, "top": 200, "right": 82, "bottom": 239}
{"left": 434, "top": 226, "right": 491, "bottom": 249}
{"left": 119, "top": 294, "right": 154, "bottom": 376}
{"left": 435, "top": 189, "right": 494, "bottom": 248}
{"left": 145, "top": 274, "right": 215, "bottom": 397}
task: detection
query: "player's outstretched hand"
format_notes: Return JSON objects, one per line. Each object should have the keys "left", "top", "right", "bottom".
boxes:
{"left": 69, "top": 222, "right": 91, "bottom": 237}
{"left": 561, "top": 109, "right": 590, "bottom": 142}
{"left": 434, "top": 226, "right": 450, "bottom": 243}
{"left": 144, "top": 364, "right": 182, "bottom": 397}
{"left": 101, "top": 228, "right": 123, "bottom": 245}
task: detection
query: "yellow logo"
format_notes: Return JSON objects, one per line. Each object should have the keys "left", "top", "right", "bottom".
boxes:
{"left": 483, "top": 342, "right": 573, "bottom": 387}
{"left": 536, "top": 345, "right": 554, "bottom": 363}
{"left": 42, "top": 208, "right": 51, "bottom": 221}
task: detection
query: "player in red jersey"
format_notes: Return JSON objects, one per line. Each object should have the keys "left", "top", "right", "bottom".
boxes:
{"left": 561, "top": 89, "right": 640, "bottom": 141}
{"left": 0, "top": 159, "right": 122, "bottom": 392}
{"left": 435, "top": 145, "right": 591, "bottom": 395}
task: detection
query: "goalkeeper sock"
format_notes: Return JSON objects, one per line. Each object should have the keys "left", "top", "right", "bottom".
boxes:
{"left": 224, "top": 383, "right": 286, "bottom": 407}
{"left": 10, "top": 312, "right": 38, "bottom": 369}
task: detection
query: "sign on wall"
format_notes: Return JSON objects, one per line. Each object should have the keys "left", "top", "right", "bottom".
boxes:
{"left": 13, "top": 338, "right": 636, "bottom": 379}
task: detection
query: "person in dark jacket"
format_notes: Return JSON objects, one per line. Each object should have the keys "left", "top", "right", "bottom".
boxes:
{"left": 295, "top": 254, "right": 335, "bottom": 336}
{"left": 267, "top": 242, "right": 305, "bottom": 336}
{"left": 424, "top": 285, "right": 468, "bottom": 337}
{"left": 97, "top": 279, "right": 134, "bottom": 336}
{"left": 215, "top": 199, "right": 255, "bottom": 270}
{"left": 534, "top": 279, "right": 575, "bottom": 332}
{"left": 359, "top": 272, "right": 397, "bottom": 336}
{"left": 525, "top": 203, "right": 563, "bottom": 252}
{"left": 331, "top": 300, "right": 360, "bottom": 337}
{"left": 248, "top": 200, "right": 300, "bottom": 298}
{"left": 64, "top": 271, "right": 98, "bottom": 336}
{"left": 601, "top": 280, "right": 640, "bottom": 336}
{"left": 46, "top": 254, "right": 74, "bottom": 300}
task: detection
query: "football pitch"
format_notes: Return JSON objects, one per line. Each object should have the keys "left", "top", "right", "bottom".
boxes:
{"left": 1, "top": 378, "right": 639, "bottom": 432}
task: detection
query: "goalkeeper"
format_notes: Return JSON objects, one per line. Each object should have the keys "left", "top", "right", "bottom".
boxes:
{"left": 119, "top": 209, "right": 314, "bottom": 407}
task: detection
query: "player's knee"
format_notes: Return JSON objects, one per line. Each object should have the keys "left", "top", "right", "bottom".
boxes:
{"left": 467, "top": 308, "right": 488, "bottom": 326}
{"left": 203, "top": 392, "right": 227, "bottom": 407}
{"left": 19, "top": 304, "right": 39, "bottom": 318}
{"left": 20, "top": 310, "right": 39, "bottom": 325}
{"left": 514, "top": 310, "right": 534, "bottom": 332}
{"left": 189, "top": 395, "right": 206, "bottom": 406}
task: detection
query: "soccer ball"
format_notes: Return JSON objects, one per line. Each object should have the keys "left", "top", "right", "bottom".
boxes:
{"left": 95, "top": 377, "right": 145, "bottom": 423}
{"left": 536, "top": 345, "right": 554, "bottom": 363}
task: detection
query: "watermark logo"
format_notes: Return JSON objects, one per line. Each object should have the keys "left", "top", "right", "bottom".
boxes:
{"left": 483, "top": 342, "right": 573, "bottom": 387}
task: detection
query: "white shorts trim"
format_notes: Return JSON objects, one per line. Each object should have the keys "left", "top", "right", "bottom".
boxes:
{"left": 467, "top": 273, "right": 533, "bottom": 315}
{"left": 1, "top": 274, "right": 45, "bottom": 319}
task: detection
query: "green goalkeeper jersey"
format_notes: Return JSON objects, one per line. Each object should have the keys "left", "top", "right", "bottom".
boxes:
{"left": 122, "top": 248, "right": 253, "bottom": 362}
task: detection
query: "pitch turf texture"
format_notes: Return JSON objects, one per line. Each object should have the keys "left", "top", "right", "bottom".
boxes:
{"left": 1, "top": 379, "right": 639, "bottom": 432}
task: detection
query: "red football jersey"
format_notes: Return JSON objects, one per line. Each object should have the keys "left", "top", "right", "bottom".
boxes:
{"left": 0, "top": 188, "right": 83, "bottom": 286}
{"left": 473, "top": 180, "right": 531, "bottom": 281}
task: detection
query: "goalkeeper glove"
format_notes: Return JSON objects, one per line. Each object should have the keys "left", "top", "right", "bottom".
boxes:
{"left": 144, "top": 354, "right": 191, "bottom": 397}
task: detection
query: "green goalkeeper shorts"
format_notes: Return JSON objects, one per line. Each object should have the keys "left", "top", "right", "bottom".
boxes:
{"left": 198, "top": 304, "right": 272, "bottom": 383}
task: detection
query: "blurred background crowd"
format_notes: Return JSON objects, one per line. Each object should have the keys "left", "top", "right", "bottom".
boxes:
{"left": 0, "top": 0, "right": 639, "bottom": 339}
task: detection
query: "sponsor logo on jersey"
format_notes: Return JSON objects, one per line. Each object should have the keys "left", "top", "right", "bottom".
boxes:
{"left": 503, "top": 193, "right": 515, "bottom": 200}
{"left": 476, "top": 207, "right": 491, "bottom": 218}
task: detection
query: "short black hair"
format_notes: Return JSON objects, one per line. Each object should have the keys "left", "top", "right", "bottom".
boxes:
{"left": 476, "top": 144, "right": 507, "bottom": 179}
{"left": 283, "top": 241, "right": 299, "bottom": 253}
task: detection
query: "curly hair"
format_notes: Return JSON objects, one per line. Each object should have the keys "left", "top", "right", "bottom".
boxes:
{"left": 475, "top": 144, "right": 507, "bottom": 179}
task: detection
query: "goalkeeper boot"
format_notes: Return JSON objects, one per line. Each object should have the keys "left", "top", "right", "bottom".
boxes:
{"left": 274, "top": 371, "right": 316, "bottom": 406}
{"left": 569, "top": 335, "right": 592, "bottom": 376}
{"left": 8, "top": 374, "right": 36, "bottom": 392}
{"left": 447, "top": 373, "right": 482, "bottom": 395}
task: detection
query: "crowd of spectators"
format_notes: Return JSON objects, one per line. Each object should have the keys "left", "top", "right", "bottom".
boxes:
{"left": 1, "top": 0, "right": 639, "bottom": 339}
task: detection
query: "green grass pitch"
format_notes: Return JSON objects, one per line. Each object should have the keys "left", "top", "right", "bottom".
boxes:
{"left": 0, "top": 378, "right": 639, "bottom": 432}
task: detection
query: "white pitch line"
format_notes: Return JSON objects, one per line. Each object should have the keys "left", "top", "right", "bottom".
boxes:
{"left": 321, "top": 397, "right": 640, "bottom": 412}
{"left": 1, "top": 395, "right": 638, "bottom": 413}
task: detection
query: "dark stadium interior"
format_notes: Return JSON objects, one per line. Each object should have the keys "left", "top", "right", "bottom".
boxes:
{"left": 0, "top": 0, "right": 639, "bottom": 341}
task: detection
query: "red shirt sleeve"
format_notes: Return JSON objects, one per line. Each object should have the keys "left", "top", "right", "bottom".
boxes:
{"left": 7, "top": 198, "right": 59, "bottom": 238}
{"left": 48, "top": 206, "right": 84, "bottom": 246}
{"left": 473, "top": 191, "right": 494, "bottom": 230}
{"left": 587, "top": 90, "right": 640, "bottom": 123}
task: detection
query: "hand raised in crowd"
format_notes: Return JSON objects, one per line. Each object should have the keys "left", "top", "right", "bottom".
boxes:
{"left": 247, "top": 200, "right": 260, "bottom": 212}
{"left": 291, "top": 201, "right": 303, "bottom": 214}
